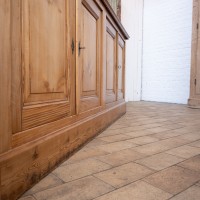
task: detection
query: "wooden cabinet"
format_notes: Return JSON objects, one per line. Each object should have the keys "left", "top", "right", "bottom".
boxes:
{"left": 0, "top": 0, "right": 129, "bottom": 199}
{"left": 189, "top": 0, "right": 200, "bottom": 107}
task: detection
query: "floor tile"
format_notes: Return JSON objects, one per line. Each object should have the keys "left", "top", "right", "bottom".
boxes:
{"left": 189, "top": 140, "right": 200, "bottom": 148}
{"left": 144, "top": 166, "right": 200, "bottom": 195}
{"left": 178, "top": 155, "right": 200, "bottom": 172}
{"left": 94, "top": 163, "right": 153, "bottom": 188}
{"left": 107, "top": 124, "right": 128, "bottom": 130}
{"left": 64, "top": 147, "right": 108, "bottom": 164}
{"left": 166, "top": 145, "right": 200, "bottom": 159}
{"left": 133, "top": 142, "right": 170, "bottom": 155}
{"left": 33, "top": 176, "right": 114, "bottom": 200}
{"left": 136, "top": 153, "right": 184, "bottom": 171}
{"left": 178, "top": 133, "right": 200, "bottom": 142}
{"left": 95, "top": 141, "right": 137, "bottom": 153}
{"left": 19, "top": 196, "right": 36, "bottom": 200}
{"left": 85, "top": 139, "right": 108, "bottom": 148}
{"left": 53, "top": 159, "right": 111, "bottom": 182}
{"left": 24, "top": 174, "right": 63, "bottom": 195}
{"left": 152, "top": 130, "right": 183, "bottom": 140}
{"left": 96, "top": 148, "right": 147, "bottom": 167}
{"left": 140, "top": 123, "right": 162, "bottom": 129}
{"left": 95, "top": 181, "right": 172, "bottom": 200}
{"left": 160, "top": 137, "right": 189, "bottom": 148}
{"left": 100, "top": 134, "right": 133, "bottom": 143}
{"left": 170, "top": 127, "right": 193, "bottom": 135}
{"left": 161, "top": 124, "right": 184, "bottom": 130}
{"left": 170, "top": 185, "right": 200, "bottom": 200}
{"left": 148, "top": 127, "right": 172, "bottom": 133}
{"left": 98, "top": 126, "right": 146, "bottom": 138}
{"left": 125, "top": 130, "right": 154, "bottom": 138}
{"left": 127, "top": 136, "right": 160, "bottom": 145}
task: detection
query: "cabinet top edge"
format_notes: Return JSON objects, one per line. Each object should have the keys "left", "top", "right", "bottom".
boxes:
{"left": 101, "top": 0, "right": 130, "bottom": 39}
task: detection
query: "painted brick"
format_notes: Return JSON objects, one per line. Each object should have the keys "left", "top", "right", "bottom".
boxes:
{"left": 142, "top": 0, "right": 193, "bottom": 104}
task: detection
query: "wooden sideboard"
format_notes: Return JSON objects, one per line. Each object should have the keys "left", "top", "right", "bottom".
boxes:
{"left": 188, "top": 0, "right": 200, "bottom": 107}
{"left": 0, "top": 0, "right": 129, "bottom": 199}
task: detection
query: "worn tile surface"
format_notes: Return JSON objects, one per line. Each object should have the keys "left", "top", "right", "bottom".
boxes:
{"left": 125, "top": 129, "right": 155, "bottom": 138}
{"left": 133, "top": 141, "right": 170, "bottom": 155}
{"left": 95, "top": 181, "right": 172, "bottom": 200}
{"left": 24, "top": 174, "right": 63, "bottom": 196}
{"left": 136, "top": 153, "right": 184, "bottom": 170}
{"left": 152, "top": 130, "right": 185, "bottom": 140}
{"left": 95, "top": 141, "right": 137, "bottom": 153}
{"left": 19, "top": 102, "right": 200, "bottom": 200}
{"left": 96, "top": 148, "right": 147, "bottom": 167}
{"left": 94, "top": 163, "right": 153, "bottom": 188}
{"left": 170, "top": 185, "right": 200, "bottom": 200}
{"left": 85, "top": 139, "right": 109, "bottom": 148}
{"left": 166, "top": 145, "right": 200, "bottom": 159}
{"left": 189, "top": 140, "right": 200, "bottom": 148}
{"left": 53, "top": 158, "right": 111, "bottom": 182}
{"left": 178, "top": 155, "right": 200, "bottom": 172}
{"left": 127, "top": 136, "right": 159, "bottom": 145}
{"left": 64, "top": 147, "right": 108, "bottom": 164}
{"left": 20, "top": 196, "right": 36, "bottom": 200}
{"left": 145, "top": 166, "right": 200, "bottom": 195}
{"left": 196, "top": 181, "right": 200, "bottom": 187}
{"left": 99, "top": 134, "right": 133, "bottom": 143}
{"left": 34, "top": 176, "right": 114, "bottom": 200}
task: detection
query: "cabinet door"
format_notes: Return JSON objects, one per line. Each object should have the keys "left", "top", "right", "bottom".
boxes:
{"left": 117, "top": 35, "right": 125, "bottom": 100}
{"left": 77, "top": 0, "right": 102, "bottom": 113}
{"left": 21, "top": 0, "right": 75, "bottom": 130}
{"left": 106, "top": 20, "right": 117, "bottom": 103}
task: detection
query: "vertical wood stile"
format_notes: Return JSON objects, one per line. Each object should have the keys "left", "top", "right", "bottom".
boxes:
{"left": 0, "top": 0, "right": 12, "bottom": 153}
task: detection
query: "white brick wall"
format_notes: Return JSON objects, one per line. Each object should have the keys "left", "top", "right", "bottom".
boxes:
{"left": 142, "top": 0, "right": 193, "bottom": 104}
{"left": 121, "top": 0, "right": 143, "bottom": 101}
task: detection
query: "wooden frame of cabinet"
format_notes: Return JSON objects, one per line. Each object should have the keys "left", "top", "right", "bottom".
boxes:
{"left": 188, "top": 0, "right": 200, "bottom": 107}
{"left": 0, "top": 0, "right": 129, "bottom": 199}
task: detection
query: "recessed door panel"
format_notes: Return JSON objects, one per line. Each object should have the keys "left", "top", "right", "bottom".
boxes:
{"left": 117, "top": 35, "right": 125, "bottom": 100}
{"left": 30, "top": 0, "right": 65, "bottom": 95}
{"left": 106, "top": 20, "right": 117, "bottom": 103}
{"left": 23, "top": 0, "right": 68, "bottom": 103}
{"left": 21, "top": 0, "right": 75, "bottom": 130}
{"left": 82, "top": 8, "right": 97, "bottom": 94}
{"left": 78, "top": 0, "right": 102, "bottom": 113}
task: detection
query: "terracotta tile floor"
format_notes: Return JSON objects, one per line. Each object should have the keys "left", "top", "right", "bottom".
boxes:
{"left": 20, "top": 102, "right": 200, "bottom": 200}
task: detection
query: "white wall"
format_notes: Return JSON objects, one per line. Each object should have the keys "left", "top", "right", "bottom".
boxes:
{"left": 142, "top": 0, "right": 193, "bottom": 104}
{"left": 121, "top": 0, "right": 144, "bottom": 101}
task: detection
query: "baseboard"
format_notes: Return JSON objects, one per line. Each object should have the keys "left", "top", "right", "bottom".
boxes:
{"left": 0, "top": 102, "right": 126, "bottom": 200}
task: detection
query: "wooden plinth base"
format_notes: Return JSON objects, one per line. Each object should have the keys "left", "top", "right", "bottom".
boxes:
{"left": 0, "top": 103, "right": 126, "bottom": 200}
